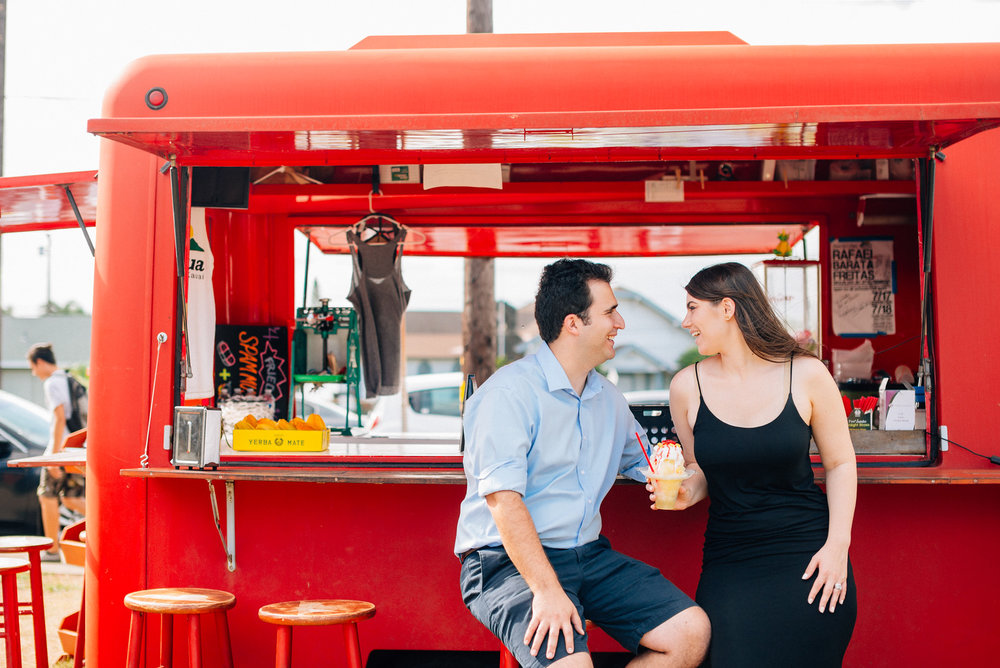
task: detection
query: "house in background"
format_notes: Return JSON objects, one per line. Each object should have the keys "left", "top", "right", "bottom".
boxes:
{"left": 516, "top": 287, "right": 691, "bottom": 392}
{"left": 403, "top": 302, "right": 522, "bottom": 376}
{"left": 1, "top": 315, "right": 92, "bottom": 405}
{"left": 404, "top": 311, "right": 463, "bottom": 375}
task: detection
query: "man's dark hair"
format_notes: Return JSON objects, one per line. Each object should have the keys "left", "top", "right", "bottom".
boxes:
{"left": 534, "top": 259, "right": 614, "bottom": 343}
{"left": 27, "top": 343, "right": 57, "bottom": 365}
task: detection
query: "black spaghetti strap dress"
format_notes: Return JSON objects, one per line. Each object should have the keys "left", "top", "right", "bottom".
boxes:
{"left": 693, "top": 361, "right": 856, "bottom": 667}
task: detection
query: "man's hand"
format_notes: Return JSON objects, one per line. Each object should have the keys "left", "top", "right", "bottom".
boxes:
{"left": 525, "top": 586, "right": 585, "bottom": 659}
{"left": 485, "top": 490, "right": 585, "bottom": 660}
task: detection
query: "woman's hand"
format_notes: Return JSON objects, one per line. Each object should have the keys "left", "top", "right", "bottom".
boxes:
{"left": 646, "top": 479, "right": 697, "bottom": 510}
{"left": 802, "top": 539, "right": 850, "bottom": 613}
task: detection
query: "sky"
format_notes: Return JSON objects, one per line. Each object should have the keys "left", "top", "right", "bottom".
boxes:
{"left": 2, "top": 0, "right": 998, "bottom": 318}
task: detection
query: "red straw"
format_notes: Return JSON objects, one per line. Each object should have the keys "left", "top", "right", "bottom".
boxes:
{"left": 636, "top": 431, "right": 655, "bottom": 471}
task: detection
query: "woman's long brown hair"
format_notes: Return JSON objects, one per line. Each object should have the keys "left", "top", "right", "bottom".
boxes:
{"left": 684, "top": 262, "right": 816, "bottom": 363}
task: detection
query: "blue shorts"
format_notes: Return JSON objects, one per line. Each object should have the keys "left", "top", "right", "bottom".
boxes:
{"left": 459, "top": 535, "right": 696, "bottom": 667}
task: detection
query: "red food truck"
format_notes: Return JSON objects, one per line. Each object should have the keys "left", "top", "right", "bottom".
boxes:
{"left": 7, "top": 31, "right": 1000, "bottom": 666}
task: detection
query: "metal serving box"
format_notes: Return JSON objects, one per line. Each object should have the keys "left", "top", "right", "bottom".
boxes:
{"left": 629, "top": 403, "right": 676, "bottom": 445}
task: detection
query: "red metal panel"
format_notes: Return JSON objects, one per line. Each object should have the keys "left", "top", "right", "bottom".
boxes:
{"left": 87, "top": 144, "right": 176, "bottom": 667}
{"left": 302, "top": 223, "right": 807, "bottom": 257}
{"left": 0, "top": 170, "right": 97, "bottom": 233}
{"left": 350, "top": 31, "right": 749, "bottom": 49}
{"left": 930, "top": 127, "right": 1000, "bottom": 469}
{"left": 89, "top": 42, "right": 1000, "bottom": 163}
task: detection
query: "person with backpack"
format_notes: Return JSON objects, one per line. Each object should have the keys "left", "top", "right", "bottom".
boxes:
{"left": 27, "top": 343, "right": 87, "bottom": 561}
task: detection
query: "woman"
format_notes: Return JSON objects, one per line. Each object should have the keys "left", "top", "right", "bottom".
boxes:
{"left": 652, "top": 262, "right": 857, "bottom": 666}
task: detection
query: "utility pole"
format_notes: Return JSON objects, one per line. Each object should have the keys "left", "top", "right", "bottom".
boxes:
{"left": 0, "top": 2, "right": 7, "bottom": 386}
{"left": 463, "top": 0, "right": 497, "bottom": 387}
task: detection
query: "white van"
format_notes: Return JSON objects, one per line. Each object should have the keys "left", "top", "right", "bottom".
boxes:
{"left": 368, "top": 372, "right": 464, "bottom": 435}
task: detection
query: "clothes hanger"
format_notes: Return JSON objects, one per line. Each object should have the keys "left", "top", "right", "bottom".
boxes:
{"left": 353, "top": 214, "right": 401, "bottom": 245}
{"left": 252, "top": 166, "right": 323, "bottom": 185}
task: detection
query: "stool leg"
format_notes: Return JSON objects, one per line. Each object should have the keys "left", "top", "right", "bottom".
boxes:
{"left": 160, "top": 612, "right": 174, "bottom": 667}
{"left": 500, "top": 644, "right": 519, "bottom": 668}
{"left": 126, "top": 610, "right": 145, "bottom": 668}
{"left": 275, "top": 626, "right": 292, "bottom": 668}
{"left": 343, "top": 622, "right": 363, "bottom": 668}
{"left": 3, "top": 570, "right": 24, "bottom": 668}
{"left": 215, "top": 610, "right": 234, "bottom": 668}
{"left": 26, "top": 552, "right": 48, "bottom": 668}
{"left": 73, "top": 578, "right": 85, "bottom": 668}
{"left": 188, "top": 614, "right": 203, "bottom": 668}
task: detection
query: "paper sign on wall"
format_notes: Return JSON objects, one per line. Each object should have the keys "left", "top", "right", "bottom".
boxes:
{"left": 831, "top": 237, "right": 896, "bottom": 336}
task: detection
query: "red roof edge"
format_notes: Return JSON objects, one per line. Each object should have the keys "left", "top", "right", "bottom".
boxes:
{"left": 350, "top": 31, "right": 748, "bottom": 50}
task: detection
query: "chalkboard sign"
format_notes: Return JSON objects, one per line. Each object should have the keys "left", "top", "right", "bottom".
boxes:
{"left": 214, "top": 324, "right": 289, "bottom": 417}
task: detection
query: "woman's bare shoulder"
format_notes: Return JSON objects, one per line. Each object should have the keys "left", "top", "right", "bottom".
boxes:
{"left": 794, "top": 355, "right": 838, "bottom": 388}
{"left": 670, "top": 364, "right": 699, "bottom": 399}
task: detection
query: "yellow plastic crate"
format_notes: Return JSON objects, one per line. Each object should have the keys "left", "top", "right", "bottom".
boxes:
{"left": 232, "top": 428, "right": 329, "bottom": 452}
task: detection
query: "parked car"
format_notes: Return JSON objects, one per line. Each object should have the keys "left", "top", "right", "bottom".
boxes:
{"left": 0, "top": 390, "right": 49, "bottom": 536}
{"left": 623, "top": 389, "right": 670, "bottom": 404}
{"left": 300, "top": 392, "right": 367, "bottom": 433}
{"left": 368, "top": 372, "right": 464, "bottom": 435}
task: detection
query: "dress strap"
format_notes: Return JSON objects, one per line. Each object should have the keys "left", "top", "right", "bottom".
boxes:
{"left": 787, "top": 355, "right": 794, "bottom": 398}
{"left": 695, "top": 362, "right": 704, "bottom": 398}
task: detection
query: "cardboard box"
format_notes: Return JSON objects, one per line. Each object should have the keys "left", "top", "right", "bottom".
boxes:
{"left": 879, "top": 383, "right": 916, "bottom": 431}
{"left": 232, "top": 428, "right": 329, "bottom": 452}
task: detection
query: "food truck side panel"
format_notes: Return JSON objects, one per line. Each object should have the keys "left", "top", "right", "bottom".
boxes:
{"left": 930, "top": 127, "right": 1000, "bottom": 470}
{"left": 88, "top": 141, "right": 182, "bottom": 665}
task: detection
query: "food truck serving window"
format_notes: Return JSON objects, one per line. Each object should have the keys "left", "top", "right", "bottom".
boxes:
{"left": 85, "top": 37, "right": 1000, "bottom": 470}
{"left": 170, "top": 155, "right": 937, "bottom": 467}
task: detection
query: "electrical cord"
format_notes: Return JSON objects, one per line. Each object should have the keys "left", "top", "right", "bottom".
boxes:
{"left": 872, "top": 334, "right": 920, "bottom": 356}
{"left": 928, "top": 431, "right": 1000, "bottom": 465}
{"left": 141, "top": 332, "right": 169, "bottom": 468}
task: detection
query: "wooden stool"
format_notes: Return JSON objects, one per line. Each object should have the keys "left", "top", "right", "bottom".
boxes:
{"left": 124, "top": 587, "right": 236, "bottom": 668}
{"left": 0, "top": 536, "right": 55, "bottom": 668}
{"left": 258, "top": 599, "right": 375, "bottom": 668}
{"left": 1, "top": 557, "right": 31, "bottom": 668}
{"left": 57, "top": 520, "right": 87, "bottom": 668}
{"left": 499, "top": 619, "right": 594, "bottom": 667}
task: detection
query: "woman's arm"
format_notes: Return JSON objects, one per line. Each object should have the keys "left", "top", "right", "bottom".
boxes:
{"left": 649, "top": 366, "right": 708, "bottom": 510}
{"left": 799, "top": 357, "right": 857, "bottom": 613}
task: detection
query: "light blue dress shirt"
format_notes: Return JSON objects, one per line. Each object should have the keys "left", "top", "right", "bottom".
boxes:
{"left": 454, "top": 343, "right": 648, "bottom": 555}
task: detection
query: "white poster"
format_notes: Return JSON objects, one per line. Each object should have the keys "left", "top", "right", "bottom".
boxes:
{"left": 831, "top": 237, "right": 896, "bottom": 336}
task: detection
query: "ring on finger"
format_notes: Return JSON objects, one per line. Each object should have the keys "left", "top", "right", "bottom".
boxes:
{"left": 833, "top": 582, "right": 843, "bottom": 591}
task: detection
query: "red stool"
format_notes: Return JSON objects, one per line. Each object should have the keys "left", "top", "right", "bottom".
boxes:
{"left": 500, "top": 644, "right": 518, "bottom": 668}
{"left": 499, "top": 619, "right": 593, "bottom": 667}
{"left": 0, "top": 536, "right": 55, "bottom": 668}
{"left": 124, "top": 587, "right": 236, "bottom": 668}
{"left": 1, "top": 557, "right": 31, "bottom": 668}
{"left": 258, "top": 599, "right": 375, "bottom": 668}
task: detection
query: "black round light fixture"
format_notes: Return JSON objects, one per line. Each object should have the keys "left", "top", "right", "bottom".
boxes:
{"left": 145, "top": 87, "right": 168, "bottom": 110}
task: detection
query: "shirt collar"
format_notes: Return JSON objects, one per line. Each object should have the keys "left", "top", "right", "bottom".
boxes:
{"left": 536, "top": 342, "right": 604, "bottom": 400}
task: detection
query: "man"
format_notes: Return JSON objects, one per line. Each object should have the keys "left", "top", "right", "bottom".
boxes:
{"left": 455, "top": 259, "right": 709, "bottom": 667}
{"left": 27, "top": 343, "right": 86, "bottom": 561}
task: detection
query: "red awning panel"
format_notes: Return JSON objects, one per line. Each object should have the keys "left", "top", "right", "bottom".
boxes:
{"left": 88, "top": 37, "right": 1000, "bottom": 164}
{"left": 301, "top": 223, "right": 808, "bottom": 258}
{"left": 84, "top": 34, "right": 977, "bottom": 256}
{"left": 0, "top": 171, "right": 98, "bottom": 233}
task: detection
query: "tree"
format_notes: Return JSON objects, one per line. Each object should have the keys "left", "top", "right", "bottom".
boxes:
{"left": 44, "top": 300, "right": 87, "bottom": 315}
{"left": 677, "top": 347, "right": 710, "bottom": 369}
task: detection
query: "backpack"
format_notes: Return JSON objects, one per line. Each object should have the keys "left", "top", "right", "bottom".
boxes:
{"left": 65, "top": 373, "right": 89, "bottom": 432}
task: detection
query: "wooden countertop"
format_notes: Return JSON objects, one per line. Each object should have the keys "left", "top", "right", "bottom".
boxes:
{"left": 120, "top": 463, "right": 1000, "bottom": 485}
{"left": 9, "top": 448, "right": 87, "bottom": 473}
